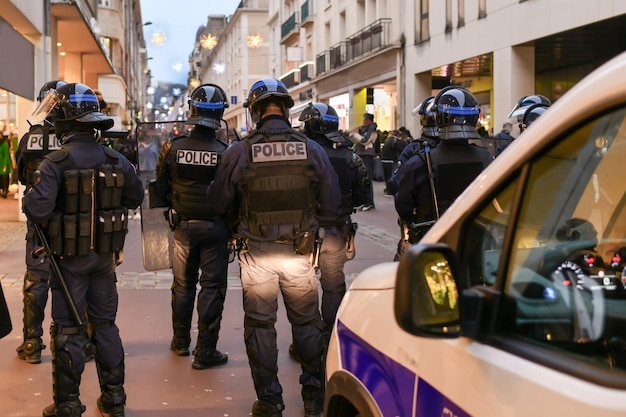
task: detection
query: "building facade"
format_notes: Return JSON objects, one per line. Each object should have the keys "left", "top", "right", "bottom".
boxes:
{"left": 0, "top": 0, "right": 149, "bottom": 137}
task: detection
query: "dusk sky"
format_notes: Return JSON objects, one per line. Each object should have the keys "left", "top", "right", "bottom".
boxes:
{"left": 139, "top": 0, "right": 242, "bottom": 85}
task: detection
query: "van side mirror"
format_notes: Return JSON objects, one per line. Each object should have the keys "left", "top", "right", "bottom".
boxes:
{"left": 395, "top": 244, "right": 461, "bottom": 338}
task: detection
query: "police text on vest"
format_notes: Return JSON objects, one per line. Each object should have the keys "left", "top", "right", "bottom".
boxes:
{"left": 27, "top": 134, "right": 61, "bottom": 150}
{"left": 251, "top": 142, "right": 307, "bottom": 162}
{"left": 176, "top": 150, "right": 218, "bottom": 166}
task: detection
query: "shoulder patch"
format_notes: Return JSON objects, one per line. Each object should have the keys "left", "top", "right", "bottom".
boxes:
{"left": 45, "top": 149, "right": 69, "bottom": 163}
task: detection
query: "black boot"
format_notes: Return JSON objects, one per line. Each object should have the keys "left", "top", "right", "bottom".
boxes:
{"left": 170, "top": 318, "right": 191, "bottom": 356}
{"left": 17, "top": 273, "right": 46, "bottom": 364}
{"left": 17, "top": 337, "right": 45, "bottom": 364}
{"left": 42, "top": 322, "right": 85, "bottom": 417}
{"left": 96, "top": 361, "right": 126, "bottom": 417}
{"left": 191, "top": 322, "right": 227, "bottom": 370}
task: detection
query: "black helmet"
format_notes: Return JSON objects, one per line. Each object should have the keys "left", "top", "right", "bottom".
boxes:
{"left": 38, "top": 80, "right": 67, "bottom": 102}
{"left": 53, "top": 83, "right": 114, "bottom": 137}
{"left": 517, "top": 94, "right": 551, "bottom": 108}
{"left": 433, "top": 86, "right": 481, "bottom": 140}
{"left": 36, "top": 80, "right": 68, "bottom": 126}
{"left": 187, "top": 83, "right": 229, "bottom": 129}
{"left": 299, "top": 102, "right": 341, "bottom": 142}
{"left": 244, "top": 78, "right": 294, "bottom": 124}
{"left": 507, "top": 94, "right": 551, "bottom": 119}
{"left": 521, "top": 103, "right": 550, "bottom": 131}
{"left": 411, "top": 96, "right": 438, "bottom": 138}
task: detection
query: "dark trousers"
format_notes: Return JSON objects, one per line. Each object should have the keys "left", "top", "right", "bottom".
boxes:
{"left": 360, "top": 155, "right": 375, "bottom": 207}
{"left": 171, "top": 219, "right": 229, "bottom": 348}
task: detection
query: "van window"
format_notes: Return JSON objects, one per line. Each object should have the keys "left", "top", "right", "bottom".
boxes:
{"left": 504, "top": 107, "right": 626, "bottom": 372}
{"left": 462, "top": 179, "right": 519, "bottom": 287}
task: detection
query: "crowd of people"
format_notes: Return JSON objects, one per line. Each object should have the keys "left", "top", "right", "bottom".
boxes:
{"left": 0, "top": 74, "right": 551, "bottom": 417}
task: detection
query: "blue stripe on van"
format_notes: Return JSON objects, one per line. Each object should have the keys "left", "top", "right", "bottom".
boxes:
{"left": 416, "top": 378, "right": 471, "bottom": 417}
{"left": 337, "top": 320, "right": 415, "bottom": 417}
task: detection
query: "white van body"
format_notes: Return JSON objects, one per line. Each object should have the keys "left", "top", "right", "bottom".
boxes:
{"left": 325, "top": 51, "right": 626, "bottom": 417}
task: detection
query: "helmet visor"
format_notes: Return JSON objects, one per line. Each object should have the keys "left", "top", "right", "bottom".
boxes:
{"left": 29, "top": 90, "right": 61, "bottom": 126}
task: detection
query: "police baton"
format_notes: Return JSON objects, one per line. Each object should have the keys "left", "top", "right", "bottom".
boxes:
{"left": 423, "top": 142, "right": 440, "bottom": 220}
{"left": 32, "top": 223, "right": 83, "bottom": 327}
{"left": 312, "top": 227, "right": 325, "bottom": 270}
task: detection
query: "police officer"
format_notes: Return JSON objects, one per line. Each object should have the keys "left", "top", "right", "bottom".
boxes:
{"left": 387, "top": 95, "right": 440, "bottom": 196}
{"left": 495, "top": 95, "right": 551, "bottom": 156}
{"left": 394, "top": 87, "right": 491, "bottom": 260}
{"left": 298, "top": 102, "right": 368, "bottom": 342}
{"left": 207, "top": 79, "right": 340, "bottom": 417}
{"left": 14, "top": 80, "right": 66, "bottom": 364}
{"left": 151, "top": 84, "right": 230, "bottom": 369}
{"left": 23, "top": 83, "right": 143, "bottom": 417}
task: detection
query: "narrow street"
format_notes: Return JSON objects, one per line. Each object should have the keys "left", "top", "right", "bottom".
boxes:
{"left": 0, "top": 180, "right": 400, "bottom": 417}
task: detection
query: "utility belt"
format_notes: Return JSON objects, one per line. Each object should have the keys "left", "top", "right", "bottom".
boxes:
{"left": 400, "top": 218, "right": 435, "bottom": 244}
{"left": 165, "top": 208, "right": 218, "bottom": 231}
{"left": 45, "top": 165, "right": 129, "bottom": 257}
{"left": 270, "top": 229, "right": 316, "bottom": 255}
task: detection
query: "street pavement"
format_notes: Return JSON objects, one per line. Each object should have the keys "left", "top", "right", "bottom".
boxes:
{"left": 0, "top": 180, "right": 400, "bottom": 416}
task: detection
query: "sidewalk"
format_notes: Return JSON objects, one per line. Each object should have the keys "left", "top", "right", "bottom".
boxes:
{"left": 0, "top": 180, "right": 399, "bottom": 416}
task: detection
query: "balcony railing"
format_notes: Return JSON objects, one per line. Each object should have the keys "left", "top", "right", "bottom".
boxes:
{"left": 316, "top": 52, "right": 327, "bottom": 76}
{"left": 281, "top": 12, "right": 299, "bottom": 40}
{"left": 329, "top": 42, "right": 346, "bottom": 70}
{"left": 299, "top": 61, "right": 314, "bottom": 82}
{"left": 280, "top": 70, "right": 299, "bottom": 89}
{"left": 346, "top": 18, "right": 391, "bottom": 62}
{"left": 317, "top": 18, "right": 392, "bottom": 76}
{"left": 301, "top": 0, "right": 312, "bottom": 23}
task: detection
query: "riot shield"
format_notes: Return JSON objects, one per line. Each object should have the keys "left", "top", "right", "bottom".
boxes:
{"left": 136, "top": 121, "right": 188, "bottom": 270}
{"left": 135, "top": 120, "right": 232, "bottom": 271}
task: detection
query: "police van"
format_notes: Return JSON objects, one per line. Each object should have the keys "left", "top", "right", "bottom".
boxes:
{"left": 325, "top": 51, "right": 626, "bottom": 416}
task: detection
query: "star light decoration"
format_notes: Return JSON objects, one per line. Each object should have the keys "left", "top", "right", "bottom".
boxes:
{"left": 247, "top": 34, "right": 263, "bottom": 48}
{"left": 150, "top": 31, "right": 167, "bottom": 46}
{"left": 201, "top": 33, "right": 218, "bottom": 50}
{"left": 172, "top": 62, "right": 183, "bottom": 72}
{"left": 212, "top": 62, "right": 226, "bottom": 74}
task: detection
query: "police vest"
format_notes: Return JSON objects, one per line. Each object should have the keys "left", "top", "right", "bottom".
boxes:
{"left": 241, "top": 129, "right": 317, "bottom": 239}
{"left": 412, "top": 143, "right": 491, "bottom": 224}
{"left": 169, "top": 134, "right": 227, "bottom": 220}
{"left": 20, "top": 126, "right": 62, "bottom": 186}
{"left": 44, "top": 146, "right": 129, "bottom": 257}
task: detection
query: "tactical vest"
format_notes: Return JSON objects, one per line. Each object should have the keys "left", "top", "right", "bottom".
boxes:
{"left": 20, "top": 126, "right": 62, "bottom": 187}
{"left": 412, "top": 143, "right": 490, "bottom": 224}
{"left": 44, "top": 147, "right": 129, "bottom": 257}
{"left": 241, "top": 129, "right": 317, "bottom": 239}
{"left": 169, "top": 135, "right": 227, "bottom": 220}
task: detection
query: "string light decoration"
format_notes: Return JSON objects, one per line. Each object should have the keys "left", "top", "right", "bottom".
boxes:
{"left": 201, "top": 33, "right": 218, "bottom": 49}
{"left": 247, "top": 34, "right": 263, "bottom": 48}
{"left": 150, "top": 31, "right": 167, "bottom": 46}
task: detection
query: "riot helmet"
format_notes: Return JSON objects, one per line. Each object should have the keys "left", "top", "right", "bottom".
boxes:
{"left": 43, "top": 83, "right": 114, "bottom": 139}
{"left": 187, "top": 83, "right": 229, "bottom": 130}
{"left": 28, "top": 80, "right": 68, "bottom": 127}
{"left": 508, "top": 94, "right": 551, "bottom": 117}
{"left": 506, "top": 95, "right": 552, "bottom": 137}
{"left": 244, "top": 78, "right": 294, "bottom": 125}
{"left": 38, "top": 80, "right": 67, "bottom": 102}
{"left": 432, "top": 86, "right": 481, "bottom": 140}
{"left": 299, "top": 102, "right": 341, "bottom": 142}
{"left": 521, "top": 103, "right": 550, "bottom": 131}
{"left": 411, "top": 95, "right": 438, "bottom": 138}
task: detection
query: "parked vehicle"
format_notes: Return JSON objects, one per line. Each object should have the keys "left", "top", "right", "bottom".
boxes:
{"left": 325, "top": 51, "right": 626, "bottom": 417}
